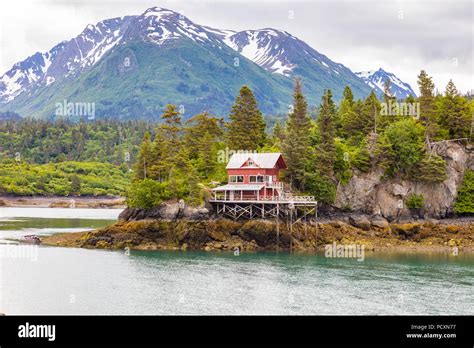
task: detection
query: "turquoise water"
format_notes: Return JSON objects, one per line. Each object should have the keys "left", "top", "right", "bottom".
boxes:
{"left": 0, "top": 208, "right": 472, "bottom": 315}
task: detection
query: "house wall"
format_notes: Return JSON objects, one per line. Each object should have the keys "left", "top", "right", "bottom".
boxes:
{"left": 227, "top": 168, "right": 280, "bottom": 183}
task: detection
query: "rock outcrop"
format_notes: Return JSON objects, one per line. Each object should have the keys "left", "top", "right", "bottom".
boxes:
{"left": 335, "top": 142, "right": 474, "bottom": 219}
{"left": 42, "top": 217, "right": 474, "bottom": 252}
{"left": 119, "top": 200, "right": 210, "bottom": 221}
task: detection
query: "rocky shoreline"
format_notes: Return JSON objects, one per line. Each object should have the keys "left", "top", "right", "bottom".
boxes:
{"left": 42, "top": 203, "right": 474, "bottom": 252}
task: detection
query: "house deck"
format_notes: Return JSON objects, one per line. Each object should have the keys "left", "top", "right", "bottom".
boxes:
{"left": 209, "top": 198, "right": 317, "bottom": 221}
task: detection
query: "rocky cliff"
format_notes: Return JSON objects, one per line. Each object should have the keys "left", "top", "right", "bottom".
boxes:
{"left": 335, "top": 142, "right": 473, "bottom": 219}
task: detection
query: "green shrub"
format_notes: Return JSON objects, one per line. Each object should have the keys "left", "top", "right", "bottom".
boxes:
{"left": 306, "top": 174, "right": 336, "bottom": 204}
{"left": 416, "top": 154, "right": 448, "bottom": 183}
{"left": 376, "top": 118, "right": 425, "bottom": 177}
{"left": 405, "top": 193, "right": 424, "bottom": 209}
{"left": 126, "top": 179, "right": 169, "bottom": 209}
{"left": 453, "top": 170, "right": 474, "bottom": 214}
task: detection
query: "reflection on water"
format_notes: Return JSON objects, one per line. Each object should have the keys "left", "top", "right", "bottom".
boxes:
{"left": 0, "top": 208, "right": 472, "bottom": 315}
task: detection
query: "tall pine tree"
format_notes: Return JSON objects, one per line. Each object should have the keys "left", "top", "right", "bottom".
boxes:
{"left": 339, "top": 86, "right": 357, "bottom": 139}
{"left": 417, "top": 70, "right": 438, "bottom": 141}
{"left": 282, "top": 79, "right": 312, "bottom": 191}
{"left": 438, "top": 80, "right": 471, "bottom": 139}
{"left": 133, "top": 131, "right": 152, "bottom": 180}
{"left": 227, "top": 86, "right": 266, "bottom": 150}
{"left": 316, "top": 89, "right": 337, "bottom": 179}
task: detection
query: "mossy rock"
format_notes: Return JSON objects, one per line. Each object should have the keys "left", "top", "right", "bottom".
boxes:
{"left": 239, "top": 220, "right": 276, "bottom": 246}
{"left": 391, "top": 223, "right": 421, "bottom": 239}
{"left": 445, "top": 225, "right": 460, "bottom": 234}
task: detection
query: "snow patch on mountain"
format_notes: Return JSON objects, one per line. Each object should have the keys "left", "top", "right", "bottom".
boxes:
{"left": 0, "top": 16, "right": 133, "bottom": 104}
{"left": 223, "top": 29, "right": 297, "bottom": 76}
{"left": 356, "top": 68, "right": 416, "bottom": 99}
{"left": 0, "top": 6, "right": 411, "bottom": 109}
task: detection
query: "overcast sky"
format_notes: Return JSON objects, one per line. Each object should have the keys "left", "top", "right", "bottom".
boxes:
{"left": 0, "top": 0, "right": 472, "bottom": 93}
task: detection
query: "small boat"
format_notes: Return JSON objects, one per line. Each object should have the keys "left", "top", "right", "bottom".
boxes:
{"left": 23, "top": 235, "right": 41, "bottom": 244}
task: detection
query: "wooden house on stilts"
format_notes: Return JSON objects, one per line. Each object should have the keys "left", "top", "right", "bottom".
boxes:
{"left": 210, "top": 153, "right": 317, "bottom": 221}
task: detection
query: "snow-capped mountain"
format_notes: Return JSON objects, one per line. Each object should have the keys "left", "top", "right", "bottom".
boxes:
{"left": 0, "top": 7, "right": 377, "bottom": 119}
{"left": 356, "top": 68, "right": 416, "bottom": 99}
{"left": 120, "top": 8, "right": 223, "bottom": 46}
{"left": 222, "top": 29, "right": 297, "bottom": 76}
{"left": 0, "top": 16, "right": 133, "bottom": 103}
{"left": 0, "top": 7, "right": 228, "bottom": 104}
{"left": 221, "top": 28, "right": 355, "bottom": 79}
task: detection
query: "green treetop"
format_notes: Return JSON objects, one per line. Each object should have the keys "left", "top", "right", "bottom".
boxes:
{"left": 282, "top": 79, "right": 312, "bottom": 191}
{"left": 227, "top": 86, "right": 266, "bottom": 150}
{"left": 437, "top": 80, "right": 471, "bottom": 139}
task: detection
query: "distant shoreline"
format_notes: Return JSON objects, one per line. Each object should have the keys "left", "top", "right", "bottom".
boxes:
{"left": 0, "top": 195, "right": 126, "bottom": 209}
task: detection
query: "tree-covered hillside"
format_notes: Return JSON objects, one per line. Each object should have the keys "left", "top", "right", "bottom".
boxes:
{"left": 128, "top": 71, "right": 473, "bottom": 210}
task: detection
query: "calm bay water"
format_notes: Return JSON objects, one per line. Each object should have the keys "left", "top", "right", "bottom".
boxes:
{"left": 0, "top": 207, "right": 472, "bottom": 315}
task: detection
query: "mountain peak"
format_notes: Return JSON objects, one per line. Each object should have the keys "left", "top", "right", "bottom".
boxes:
{"left": 356, "top": 68, "right": 416, "bottom": 98}
{"left": 142, "top": 7, "right": 177, "bottom": 16}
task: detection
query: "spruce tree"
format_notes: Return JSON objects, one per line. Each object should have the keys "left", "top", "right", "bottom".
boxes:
{"left": 148, "top": 104, "right": 184, "bottom": 182}
{"left": 282, "top": 79, "right": 312, "bottom": 191}
{"left": 227, "top": 86, "right": 266, "bottom": 150}
{"left": 364, "top": 90, "right": 380, "bottom": 134}
{"left": 342, "top": 85, "right": 354, "bottom": 106}
{"left": 133, "top": 131, "right": 152, "bottom": 180}
{"left": 271, "top": 120, "right": 284, "bottom": 149}
{"left": 161, "top": 104, "right": 182, "bottom": 152}
{"left": 306, "top": 89, "right": 338, "bottom": 204}
{"left": 339, "top": 86, "right": 357, "bottom": 139}
{"left": 149, "top": 130, "right": 169, "bottom": 182}
{"left": 316, "top": 89, "right": 337, "bottom": 179}
{"left": 416, "top": 154, "right": 448, "bottom": 183}
{"left": 417, "top": 70, "right": 438, "bottom": 141}
{"left": 438, "top": 80, "right": 471, "bottom": 139}
{"left": 185, "top": 112, "right": 223, "bottom": 179}
{"left": 454, "top": 170, "right": 474, "bottom": 214}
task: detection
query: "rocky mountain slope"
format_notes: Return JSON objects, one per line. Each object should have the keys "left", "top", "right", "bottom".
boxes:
{"left": 356, "top": 68, "right": 417, "bottom": 99}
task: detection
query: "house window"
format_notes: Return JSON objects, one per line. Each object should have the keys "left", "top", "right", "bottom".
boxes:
{"left": 265, "top": 175, "right": 272, "bottom": 183}
{"left": 230, "top": 175, "right": 244, "bottom": 183}
{"left": 247, "top": 159, "right": 254, "bottom": 166}
{"left": 249, "top": 175, "right": 264, "bottom": 183}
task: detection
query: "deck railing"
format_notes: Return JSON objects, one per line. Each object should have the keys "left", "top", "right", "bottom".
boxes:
{"left": 212, "top": 193, "right": 316, "bottom": 202}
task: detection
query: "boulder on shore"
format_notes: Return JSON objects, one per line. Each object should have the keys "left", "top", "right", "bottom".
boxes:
{"left": 349, "top": 215, "right": 371, "bottom": 230}
{"left": 119, "top": 201, "right": 209, "bottom": 221}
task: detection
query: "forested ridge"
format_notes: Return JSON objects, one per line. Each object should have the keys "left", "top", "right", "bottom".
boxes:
{"left": 128, "top": 71, "right": 474, "bottom": 214}
{"left": 0, "top": 70, "right": 473, "bottom": 213}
